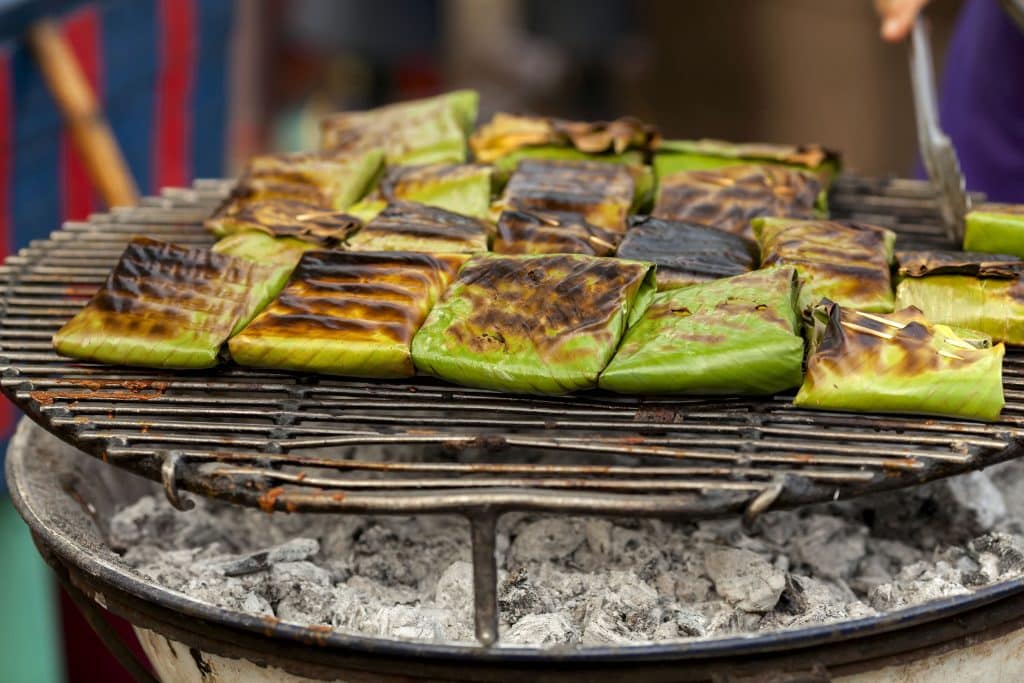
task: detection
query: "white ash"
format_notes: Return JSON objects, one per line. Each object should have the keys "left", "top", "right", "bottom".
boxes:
{"left": 109, "top": 460, "right": 1024, "bottom": 647}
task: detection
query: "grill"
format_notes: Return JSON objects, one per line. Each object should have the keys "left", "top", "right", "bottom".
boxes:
{"left": 2, "top": 174, "right": 1023, "bottom": 646}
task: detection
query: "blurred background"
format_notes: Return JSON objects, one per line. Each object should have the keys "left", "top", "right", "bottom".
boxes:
{"left": 0, "top": 0, "right": 967, "bottom": 680}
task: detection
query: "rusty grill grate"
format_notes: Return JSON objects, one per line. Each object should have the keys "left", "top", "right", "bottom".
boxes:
{"left": 0, "top": 176, "right": 1021, "bottom": 524}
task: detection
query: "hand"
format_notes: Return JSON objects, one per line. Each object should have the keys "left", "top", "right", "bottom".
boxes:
{"left": 874, "top": 0, "right": 931, "bottom": 42}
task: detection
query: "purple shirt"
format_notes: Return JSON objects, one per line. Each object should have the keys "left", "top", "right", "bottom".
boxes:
{"left": 940, "top": 0, "right": 1024, "bottom": 202}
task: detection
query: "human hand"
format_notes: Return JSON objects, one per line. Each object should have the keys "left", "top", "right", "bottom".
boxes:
{"left": 874, "top": 0, "right": 931, "bottom": 42}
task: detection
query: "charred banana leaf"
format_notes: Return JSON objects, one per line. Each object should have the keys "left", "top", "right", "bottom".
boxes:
{"left": 347, "top": 201, "right": 490, "bottom": 253}
{"left": 411, "top": 254, "right": 656, "bottom": 394}
{"left": 500, "top": 159, "right": 636, "bottom": 232}
{"left": 205, "top": 199, "right": 362, "bottom": 247}
{"left": 320, "top": 90, "right": 478, "bottom": 165}
{"left": 54, "top": 238, "right": 279, "bottom": 369}
{"left": 655, "top": 139, "right": 841, "bottom": 186}
{"left": 617, "top": 216, "right": 757, "bottom": 290}
{"left": 229, "top": 251, "right": 465, "bottom": 378}
{"left": 600, "top": 267, "right": 803, "bottom": 395}
{"left": 212, "top": 230, "right": 316, "bottom": 302}
{"left": 470, "top": 112, "right": 658, "bottom": 162}
{"left": 348, "top": 163, "right": 493, "bottom": 222}
{"left": 494, "top": 209, "right": 621, "bottom": 256}
{"left": 654, "top": 165, "right": 821, "bottom": 239}
{"left": 896, "top": 249, "right": 1023, "bottom": 278}
{"left": 964, "top": 204, "right": 1024, "bottom": 258}
{"left": 491, "top": 147, "right": 645, "bottom": 185}
{"left": 794, "top": 302, "right": 1005, "bottom": 422}
{"left": 754, "top": 217, "right": 896, "bottom": 313}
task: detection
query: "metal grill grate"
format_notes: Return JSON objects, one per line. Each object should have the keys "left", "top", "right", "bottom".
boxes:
{"left": 0, "top": 176, "right": 1022, "bottom": 524}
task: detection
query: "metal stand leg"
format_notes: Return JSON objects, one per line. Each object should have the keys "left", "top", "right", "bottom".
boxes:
{"left": 469, "top": 513, "right": 499, "bottom": 647}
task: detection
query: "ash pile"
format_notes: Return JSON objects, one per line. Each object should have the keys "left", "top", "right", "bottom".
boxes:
{"left": 112, "top": 462, "right": 1024, "bottom": 647}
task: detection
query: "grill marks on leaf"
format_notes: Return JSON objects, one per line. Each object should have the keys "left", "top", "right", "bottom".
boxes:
{"left": 205, "top": 199, "right": 361, "bottom": 247}
{"left": 494, "top": 209, "right": 621, "bottom": 256}
{"left": 503, "top": 160, "right": 635, "bottom": 231}
{"left": 469, "top": 112, "right": 659, "bottom": 162}
{"left": 897, "top": 250, "right": 1024, "bottom": 279}
{"left": 348, "top": 201, "right": 489, "bottom": 253}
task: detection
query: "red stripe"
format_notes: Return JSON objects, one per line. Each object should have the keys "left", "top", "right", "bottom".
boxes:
{"left": 60, "top": 6, "right": 102, "bottom": 221}
{"left": 154, "top": 0, "right": 196, "bottom": 190}
{"left": 0, "top": 51, "right": 12, "bottom": 437}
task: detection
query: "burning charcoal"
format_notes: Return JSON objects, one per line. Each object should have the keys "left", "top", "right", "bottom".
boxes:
{"left": 969, "top": 532, "right": 1024, "bottom": 576}
{"left": 705, "top": 547, "right": 786, "bottom": 612}
{"left": 215, "top": 538, "right": 319, "bottom": 577}
{"left": 241, "top": 593, "right": 274, "bottom": 617}
{"left": 868, "top": 561, "right": 970, "bottom": 611}
{"left": 789, "top": 515, "right": 868, "bottom": 582}
{"left": 269, "top": 562, "right": 330, "bottom": 604}
{"left": 434, "top": 561, "right": 474, "bottom": 618}
{"left": 508, "top": 518, "right": 587, "bottom": 567}
{"left": 503, "top": 612, "right": 578, "bottom": 646}
{"left": 498, "top": 567, "right": 541, "bottom": 624}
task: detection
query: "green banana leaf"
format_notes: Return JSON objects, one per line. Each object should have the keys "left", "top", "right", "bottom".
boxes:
{"left": 53, "top": 238, "right": 279, "bottom": 369}
{"left": 346, "top": 201, "right": 490, "bottom": 253}
{"left": 599, "top": 266, "right": 804, "bottom": 395}
{"left": 494, "top": 209, "right": 621, "bottom": 256}
{"left": 499, "top": 159, "right": 637, "bottom": 232}
{"left": 794, "top": 301, "right": 1005, "bottom": 422}
{"left": 490, "top": 146, "right": 645, "bottom": 186}
{"left": 212, "top": 230, "right": 316, "bottom": 308}
{"left": 964, "top": 204, "right": 1024, "bottom": 258}
{"left": 616, "top": 216, "right": 757, "bottom": 290}
{"left": 346, "top": 163, "right": 493, "bottom": 222}
{"left": 895, "top": 276, "right": 1024, "bottom": 346}
{"left": 753, "top": 217, "right": 896, "bottom": 313}
{"left": 470, "top": 112, "right": 659, "bottom": 163}
{"left": 205, "top": 199, "right": 361, "bottom": 247}
{"left": 654, "top": 164, "right": 822, "bottom": 239}
{"left": 654, "top": 139, "right": 841, "bottom": 188}
{"left": 320, "top": 90, "right": 478, "bottom": 165}
{"left": 229, "top": 251, "right": 466, "bottom": 378}
{"left": 896, "top": 249, "right": 1023, "bottom": 278}
{"left": 411, "top": 254, "right": 656, "bottom": 394}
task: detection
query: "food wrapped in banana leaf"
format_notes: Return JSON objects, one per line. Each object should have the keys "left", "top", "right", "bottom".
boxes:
{"left": 53, "top": 238, "right": 281, "bottom": 369}
{"left": 600, "top": 267, "right": 803, "bottom": 395}
{"left": 346, "top": 201, "right": 490, "bottom": 253}
{"left": 654, "top": 164, "right": 822, "bottom": 239}
{"left": 490, "top": 147, "right": 645, "bottom": 186}
{"left": 794, "top": 301, "right": 1005, "bottom": 422}
{"left": 616, "top": 216, "right": 757, "bottom": 290}
{"left": 470, "top": 112, "right": 659, "bottom": 163}
{"left": 229, "top": 251, "right": 465, "bottom": 378}
{"left": 963, "top": 204, "right": 1024, "bottom": 259}
{"left": 212, "top": 230, "right": 317, "bottom": 296}
{"left": 894, "top": 250, "right": 1024, "bottom": 346}
{"left": 411, "top": 254, "right": 656, "bottom": 394}
{"left": 654, "top": 139, "right": 840, "bottom": 186}
{"left": 500, "top": 159, "right": 637, "bottom": 232}
{"left": 205, "top": 199, "right": 361, "bottom": 247}
{"left": 320, "top": 90, "right": 478, "bottom": 165}
{"left": 753, "top": 217, "right": 897, "bottom": 313}
{"left": 227, "top": 149, "right": 384, "bottom": 211}
{"left": 347, "top": 163, "right": 493, "bottom": 222}
{"left": 493, "top": 209, "right": 620, "bottom": 256}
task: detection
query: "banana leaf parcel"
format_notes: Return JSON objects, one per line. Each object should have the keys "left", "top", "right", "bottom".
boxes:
{"left": 964, "top": 204, "right": 1024, "bottom": 259}
{"left": 54, "top": 238, "right": 281, "bottom": 369}
{"left": 654, "top": 139, "right": 840, "bottom": 187}
{"left": 347, "top": 163, "right": 493, "bottom": 222}
{"left": 599, "top": 266, "right": 804, "bottom": 395}
{"left": 894, "top": 250, "right": 1024, "bottom": 346}
{"left": 794, "top": 301, "right": 1005, "bottom": 422}
{"left": 500, "top": 159, "right": 637, "bottom": 232}
{"left": 494, "top": 209, "right": 621, "bottom": 256}
{"left": 205, "top": 199, "right": 361, "bottom": 247}
{"left": 229, "top": 251, "right": 465, "bottom": 378}
{"left": 753, "top": 217, "right": 897, "bottom": 313}
{"left": 616, "top": 216, "right": 758, "bottom": 290}
{"left": 470, "top": 112, "right": 659, "bottom": 163}
{"left": 654, "top": 164, "right": 822, "bottom": 239}
{"left": 411, "top": 254, "right": 656, "bottom": 394}
{"left": 320, "top": 90, "right": 478, "bottom": 165}
{"left": 346, "top": 201, "right": 490, "bottom": 253}
{"left": 212, "top": 230, "right": 317, "bottom": 299}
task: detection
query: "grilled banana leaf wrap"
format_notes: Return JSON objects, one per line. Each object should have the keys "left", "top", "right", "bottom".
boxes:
{"left": 54, "top": 238, "right": 282, "bottom": 369}
{"left": 217, "top": 149, "right": 384, "bottom": 213}
{"left": 494, "top": 209, "right": 621, "bottom": 256}
{"left": 320, "top": 90, "right": 478, "bottom": 165}
{"left": 212, "top": 230, "right": 317, "bottom": 301}
{"left": 600, "top": 266, "right": 804, "bottom": 395}
{"left": 500, "top": 159, "right": 637, "bottom": 232}
{"left": 470, "top": 112, "right": 659, "bottom": 163}
{"left": 347, "top": 201, "right": 490, "bottom": 253}
{"left": 895, "top": 250, "right": 1024, "bottom": 346}
{"left": 205, "top": 199, "right": 362, "bottom": 247}
{"left": 654, "top": 164, "right": 822, "bottom": 239}
{"left": 794, "top": 301, "right": 1005, "bottom": 422}
{"left": 753, "top": 217, "right": 897, "bottom": 313}
{"left": 411, "top": 254, "right": 656, "bottom": 394}
{"left": 229, "top": 251, "right": 465, "bottom": 378}
{"left": 654, "top": 139, "right": 840, "bottom": 187}
{"left": 616, "top": 216, "right": 758, "bottom": 290}
{"left": 964, "top": 204, "right": 1024, "bottom": 259}
{"left": 347, "top": 163, "right": 493, "bottom": 222}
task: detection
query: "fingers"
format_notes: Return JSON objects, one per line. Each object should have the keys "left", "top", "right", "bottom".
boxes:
{"left": 874, "top": 0, "right": 931, "bottom": 42}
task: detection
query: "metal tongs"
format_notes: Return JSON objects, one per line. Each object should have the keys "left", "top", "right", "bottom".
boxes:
{"left": 909, "top": 17, "right": 970, "bottom": 245}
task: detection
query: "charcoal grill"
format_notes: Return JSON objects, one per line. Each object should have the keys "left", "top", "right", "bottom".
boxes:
{"left": 2, "top": 175, "right": 1023, "bottom": 650}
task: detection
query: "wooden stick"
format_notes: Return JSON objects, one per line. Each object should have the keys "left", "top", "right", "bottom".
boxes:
{"left": 27, "top": 20, "right": 139, "bottom": 208}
